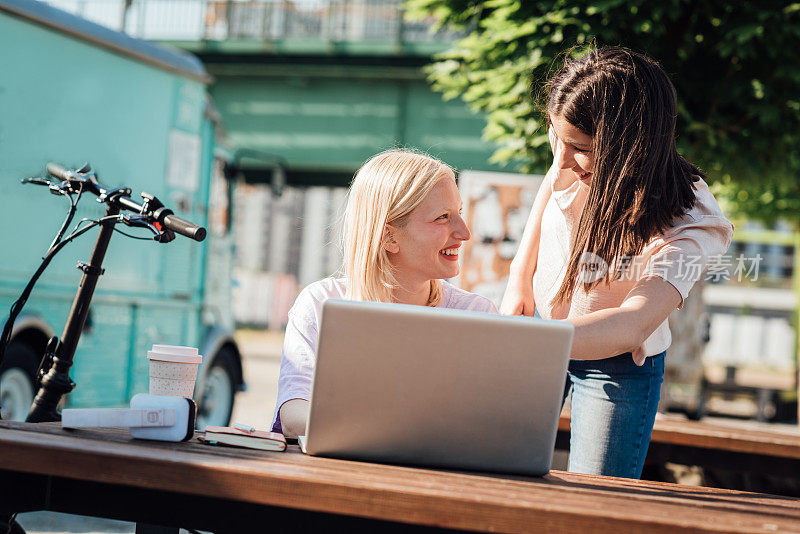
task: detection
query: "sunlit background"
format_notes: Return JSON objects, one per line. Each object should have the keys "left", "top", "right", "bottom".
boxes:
{"left": 2, "top": 7, "right": 800, "bottom": 531}
{"left": 3, "top": 0, "right": 799, "bottom": 529}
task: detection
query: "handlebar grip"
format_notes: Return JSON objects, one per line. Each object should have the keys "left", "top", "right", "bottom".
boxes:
{"left": 46, "top": 162, "right": 71, "bottom": 181}
{"left": 162, "top": 214, "right": 206, "bottom": 242}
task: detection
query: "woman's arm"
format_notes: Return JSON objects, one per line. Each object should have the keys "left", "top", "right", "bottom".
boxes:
{"left": 272, "top": 284, "right": 321, "bottom": 438}
{"left": 500, "top": 174, "right": 552, "bottom": 316}
{"left": 567, "top": 276, "right": 682, "bottom": 361}
{"left": 279, "top": 399, "right": 310, "bottom": 439}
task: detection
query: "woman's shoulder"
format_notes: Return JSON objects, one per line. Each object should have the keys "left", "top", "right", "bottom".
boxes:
{"left": 687, "top": 177, "right": 729, "bottom": 219}
{"left": 440, "top": 281, "right": 498, "bottom": 313}
{"left": 663, "top": 177, "right": 734, "bottom": 237}
{"left": 300, "top": 277, "right": 347, "bottom": 300}
{"left": 291, "top": 277, "right": 347, "bottom": 317}
{"left": 646, "top": 176, "right": 734, "bottom": 257}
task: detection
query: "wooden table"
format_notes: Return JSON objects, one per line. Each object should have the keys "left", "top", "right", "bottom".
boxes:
{"left": 1, "top": 421, "right": 799, "bottom": 533}
{"left": 557, "top": 413, "right": 800, "bottom": 479}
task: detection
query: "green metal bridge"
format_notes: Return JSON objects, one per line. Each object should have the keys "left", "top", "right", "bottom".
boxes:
{"left": 45, "top": 0, "right": 503, "bottom": 186}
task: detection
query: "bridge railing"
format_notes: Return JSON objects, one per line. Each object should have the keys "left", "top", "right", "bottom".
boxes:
{"left": 41, "top": 0, "right": 466, "bottom": 44}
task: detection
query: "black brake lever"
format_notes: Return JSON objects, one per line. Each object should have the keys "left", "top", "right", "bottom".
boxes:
{"left": 120, "top": 214, "right": 176, "bottom": 243}
{"left": 20, "top": 177, "right": 53, "bottom": 186}
{"left": 121, "top": 214, "right": 159, "bottom": 233}
{"left": 29, "top": 176, "right": 80, "bottom": 197}
{"left": 20, "top": 176, "right": 68, "bottom": 198}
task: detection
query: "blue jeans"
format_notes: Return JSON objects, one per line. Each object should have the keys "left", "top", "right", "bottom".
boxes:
{"left": 561, "top": 351, "right": 665, "bottom": 479}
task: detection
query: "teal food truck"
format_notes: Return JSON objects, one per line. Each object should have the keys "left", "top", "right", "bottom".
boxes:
{"left": 0, "top": 0, "right": 243, "bottom": 427}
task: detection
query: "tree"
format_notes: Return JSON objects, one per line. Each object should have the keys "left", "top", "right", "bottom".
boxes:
{"left": 406, "top": 0, "right": 800, "bottom": 224}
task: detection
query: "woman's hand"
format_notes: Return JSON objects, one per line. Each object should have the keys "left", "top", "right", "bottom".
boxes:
{"left": 279, "top": 398, "right": 310, "bottom": 439}
{"left": 632, "top": 344, "right": 646, "bottom": 366}
{"left": 500, "top": 272, "right": 535, "bottom": 316}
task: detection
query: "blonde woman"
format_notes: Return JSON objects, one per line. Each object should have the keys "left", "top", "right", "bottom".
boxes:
{"left": 271, "top": 150, "right": 497, "bottom": 438}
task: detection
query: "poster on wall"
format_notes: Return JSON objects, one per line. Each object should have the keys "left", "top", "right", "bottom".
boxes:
{"left": 456, "top": 170, "right": 545, "bottom": 307}
{"left": 166, "top": 129, "right": 201, "bottom": 192}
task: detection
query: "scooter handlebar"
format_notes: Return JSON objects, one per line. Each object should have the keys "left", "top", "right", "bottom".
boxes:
{"left": 162, "top": 214, "right": 206, "bottom": 242}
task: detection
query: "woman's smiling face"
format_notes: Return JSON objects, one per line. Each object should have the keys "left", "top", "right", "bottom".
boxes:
{"left": 385, "top": 174, "right": 471, "bottom": 285}
{"left": 550, "top": 113, "right": 595, "bottom": 185}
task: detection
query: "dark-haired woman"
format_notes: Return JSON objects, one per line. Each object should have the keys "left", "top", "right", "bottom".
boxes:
{"left": 500, "top": 47, "right": 734, "bottom": 479}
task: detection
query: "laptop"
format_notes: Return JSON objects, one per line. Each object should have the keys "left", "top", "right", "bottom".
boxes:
{"left": 303, "top": 299, "right": 573, "bottom": 476}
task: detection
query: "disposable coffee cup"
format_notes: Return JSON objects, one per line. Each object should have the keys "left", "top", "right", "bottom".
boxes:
{"left": 148, "top": 345, "right": 202, "bottom": 398}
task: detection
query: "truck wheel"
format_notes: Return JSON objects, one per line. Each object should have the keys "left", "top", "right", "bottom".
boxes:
{"left": 197, "top": 348, "right": 236, "bottom": 429}
{"left": 0, "top": 343, "right": 39, "bottom": 421}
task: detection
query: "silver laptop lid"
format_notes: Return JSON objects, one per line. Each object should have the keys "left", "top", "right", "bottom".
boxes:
{"left": 305, "top": 299, "right": 573, "bottom": 476}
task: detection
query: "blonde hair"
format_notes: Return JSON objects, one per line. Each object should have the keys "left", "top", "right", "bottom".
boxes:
{"left": 343, "top": 149, "right": 455, "bottom": 306}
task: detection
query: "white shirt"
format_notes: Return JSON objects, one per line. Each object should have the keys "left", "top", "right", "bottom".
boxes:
{"left": 533, "top": 163, "right": 734, "bottom": 359}
{"left": 271, "top": 277, "right": 497, "bottom": 428}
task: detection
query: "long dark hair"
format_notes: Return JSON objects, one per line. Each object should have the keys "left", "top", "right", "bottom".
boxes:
{"left": 547, "top": 47, "right": 701, "bottom": 305}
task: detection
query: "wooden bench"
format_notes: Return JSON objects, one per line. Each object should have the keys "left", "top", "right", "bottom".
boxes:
{"left": 1, "top": 420, "right": 799, "bottom": 533}
{"left": 557, "top": 413, "right": 800, "bottom": 483}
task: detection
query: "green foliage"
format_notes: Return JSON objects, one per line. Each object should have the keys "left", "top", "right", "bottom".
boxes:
{"left": 405, "top": 0, "right": 800, "bottom": 225}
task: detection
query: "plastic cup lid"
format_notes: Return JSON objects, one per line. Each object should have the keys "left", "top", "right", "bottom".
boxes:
{"left": 148, "top": 345, "right": 202, "bottom": 364}
{"left": 152, "top": 345, "right": 198, "bottom": 356}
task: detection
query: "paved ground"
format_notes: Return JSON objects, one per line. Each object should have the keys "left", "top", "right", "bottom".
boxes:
{"left": 228, "top": 329, "right": 283, "bottom": 428}
{"left": 15, "top": 330, "right": 285, "bottom": 534}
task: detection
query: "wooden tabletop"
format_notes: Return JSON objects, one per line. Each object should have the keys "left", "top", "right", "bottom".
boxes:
{"left": 1, "top": 420, "right": 799, "bottom": 533}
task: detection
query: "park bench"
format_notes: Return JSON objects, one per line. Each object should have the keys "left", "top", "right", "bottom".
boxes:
{"left": 557, "top": 412, "right": 800, "bottom": 494}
